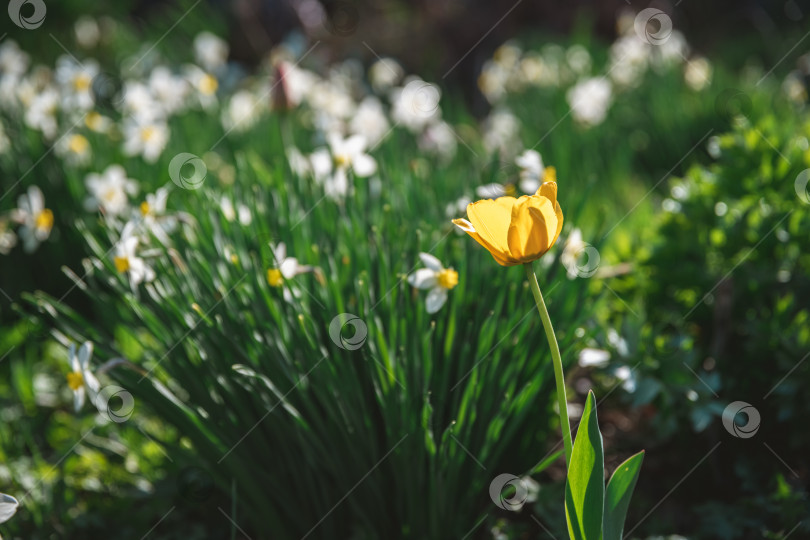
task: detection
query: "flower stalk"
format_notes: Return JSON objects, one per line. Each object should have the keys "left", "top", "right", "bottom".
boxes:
{"left": 525, "top": 262, "right": 573, "bottom": 466}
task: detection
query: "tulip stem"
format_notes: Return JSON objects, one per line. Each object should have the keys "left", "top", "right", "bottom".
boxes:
{"left": 524, "top": 263, "right": 572, "bottom": 467}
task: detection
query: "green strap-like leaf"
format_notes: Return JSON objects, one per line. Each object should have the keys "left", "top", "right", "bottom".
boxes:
{"left": 565, "top": 390, "right": 604, "bottom": 540}
{"left": 603, "top": 451, "right": 645, "bottom": 540}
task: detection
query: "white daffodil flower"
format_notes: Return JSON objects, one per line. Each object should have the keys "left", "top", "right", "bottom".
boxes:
{"left": 515, "top": 149, "right": 544, "bottom": 194}
{"left": 567, "top": 78, "right": 613, "bottom": 127}
{"left": 12, "top": 185, "right": 53, "bottom": 253}
{"left": 113, "top": 222, "right": 155, "bottom": 288}
{"left": 266, "top": 242, "right": 316, "bottom": 303}
{"left": 122, "top": 119, "right": 169, "bottom": 163}
{"left": 350, "top": 97, "right": 390, "bottom": 147}
{"left": 56, "top": 132, "right": 92, "bottom": 166}
{"left": 311, "top": 133, "right": 377, "bottom": 199}
{"left": 578, "top": 348, "right": 610, "bottom": 368}
{"left": 66, "top": 341, "right": 100, "bottom": 412}
{"left": 266, "top": 242, "right": 313, "bottom": 287}
{"left": 193, "top": 32, "right": 229, "bottom": 72}
{"left": 476, "top": 183, "right": 511, "bottom": 199}
{"left": 24, "top": 86, "right": 59, "bottom": 139}
{"left": 184, "top": 65, "right": 219, "bottom": 109}
{"left": 561, "top": 228, "right": 586, "bottom": 279}
{"left": 84, "top": 165, "right": 139, "bottom": 217}
{"left": 148, "top": 66, "right": 190, "bottom": 117}
{"left": 55, "top": 55, "right": 99, "bottom": 111}
{"left": 407, "top": 253, "right": 459, "bottom": 314}
{"left": 138, "top": 186, "right": 179, "bottom": 244}
{"left": 419, "top": 121, "right": 457, "bottom": 161}
{"left": 0, "top": 219, "right": 17, "bottom": 255}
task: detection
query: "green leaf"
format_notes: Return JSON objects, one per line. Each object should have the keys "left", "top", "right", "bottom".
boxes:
{"left": 529, "top": 448, "right": 564, "bottom": 475}
{"left": 603, "top": 451, "right": 645, "bottom": 540}
{"left": 565, "top": 390, "right": 604, "bottom": 540}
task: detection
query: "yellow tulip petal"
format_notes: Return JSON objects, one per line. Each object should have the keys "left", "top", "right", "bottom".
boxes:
{"left": 536, "top": 182, "right": 564, "bottom": 247}
{"left": 551, "top": 199, "right": 564, "bottom": 246}
{"left": 452, "top": 217, "right": 514, "bottom": 266}
{"left": 507, "top": 195, "right": 558, "bottom": 262}
{"left": 537, "top": 181, "right": 557, "bottom": 206}
{"left": 465, "top": 197, "right": 515, "bottom": 258}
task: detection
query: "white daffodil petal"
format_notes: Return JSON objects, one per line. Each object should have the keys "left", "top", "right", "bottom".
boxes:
{"left": 408, "top": 268, "right": 437, "bottom": 290}
{"left": 0, "top": 493, "right": 19, "bottom": 524}
{"left": 280, "top": 257, "right": 299, "bottom": 279}
{"left": 74, "top": 386, "right": 86, "bottom": 412}
{"left": 476, "top": 183, "right": 505, "bottom": 199}
{"left": 69, "top": 343, "right": 80, "bottom": 372}
{"left": 84, "top": 369, "right": 101, "bottom": 394}
{"left": 78, "top": 341, "right": 93, "bottom": 370}
{"left": 310, "top": 149, "right": 333, "bottom": 181}
{"left": 425, "top": 287, "right": 448, "bottom": 314}
{"left": 578, "top": 348, "right": 610, "bottom": 368}
{"left": 351, "top": 153, "right": 377, "bottom": 177}
{"left": 272, "top": 242, "right": 287, "bottom": 265}
{"left": 418, "top": 252, "right": 443, "bottom": 271}
{"left": 343, "top": 134, "right": 368, "bottom": 156}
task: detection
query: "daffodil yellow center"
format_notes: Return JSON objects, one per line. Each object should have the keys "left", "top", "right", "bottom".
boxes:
{"left": 68, "top": 134, "right": 89, "bottom": 154}
{"left": 85, "top": 111, "right": 102, "bottom": 131}
{"left": 35, "top": 209, "right": 54, "bottom": 231}
{"left": 437, "top": 268, "right": 458, "bottom": 290}
{"left": 67, "top": 371, "right": 84, "bottom": 391}
{"left": 141, "top": 126, "right": 156, "bottom": 142}
{"left": 334, "top": 153, "right": 350, "bottom": 168}
{"left": 73, "top": 75, "right": 91, "bottom": 92}
{"left": 200, "top": 74, "right": 218, "bottom": 95}
{"left": 114, "top": 256, "right": 130, "bottom": 273}
{"left": 140, "top": 201, "right": 151, "bottom": 216}
{"left": 267, "top": 268, "right": 283, "bottom": 287}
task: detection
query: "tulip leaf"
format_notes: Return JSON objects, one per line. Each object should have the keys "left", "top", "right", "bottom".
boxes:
{"left": 565, "top": 390, "right": 604, "bottom": 540}
{"left": 603, "top": 451, "right": 645, "bottom": 540}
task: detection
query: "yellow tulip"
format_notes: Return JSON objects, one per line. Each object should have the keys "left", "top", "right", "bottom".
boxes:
{"left": 452, "top": 181, "right": 563, "bottom": 266}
